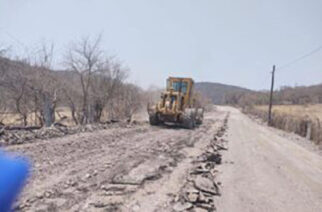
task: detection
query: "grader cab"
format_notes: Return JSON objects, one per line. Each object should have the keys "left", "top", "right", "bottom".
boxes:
{"left": 147, "top": 77, "right": 204, "bottom": 129}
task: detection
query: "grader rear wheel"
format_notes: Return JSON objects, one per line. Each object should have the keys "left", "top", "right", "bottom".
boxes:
{"left": 183, "top": 109, "right": 196, "bottom": 129}
{"left": 149, "top": 113, "right": 160, "bottom": 126}
{"left": 183, "top": 116, "right": 194, "bottom": 129}
{"left": 196, "top": 108, "right": 204, "bottom": 125}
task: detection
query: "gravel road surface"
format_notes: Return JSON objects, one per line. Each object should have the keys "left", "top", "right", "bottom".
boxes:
{"left": 215, "top": 107, "right": 322, "bottom": 212}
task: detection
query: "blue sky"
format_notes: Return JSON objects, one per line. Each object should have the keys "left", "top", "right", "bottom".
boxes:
{"left": 0, "top": 0, "right": 321, "bottom": 90}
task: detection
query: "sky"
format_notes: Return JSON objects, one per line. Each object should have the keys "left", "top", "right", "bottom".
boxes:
{"left": 0, "top": 0, "right": 321, "bottom": 90}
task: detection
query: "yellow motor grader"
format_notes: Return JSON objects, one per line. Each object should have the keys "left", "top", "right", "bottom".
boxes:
{"left": 147, "top": 77, "right": 204, "bottom": 129}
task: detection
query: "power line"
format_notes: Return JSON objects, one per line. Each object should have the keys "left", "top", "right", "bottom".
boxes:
{"left": 278, "top": 45, "right": 322, "bottom": 70}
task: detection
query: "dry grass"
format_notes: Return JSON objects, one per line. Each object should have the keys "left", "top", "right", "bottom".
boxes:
{"left": 255, "top": 104, "right": 322, "bottom": 120}
{"left": 244, "top": 104, "right": 322, "bottom": 146}
{"left": 0, "top": 107, "right": 74, "bottom": 126}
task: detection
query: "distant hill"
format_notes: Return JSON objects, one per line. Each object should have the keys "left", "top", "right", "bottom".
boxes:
{"left": 195, "top": 81, "right": 322, "bottom": 105}
{"left": 195, "top": 82, "right": 251, "bottom": 104}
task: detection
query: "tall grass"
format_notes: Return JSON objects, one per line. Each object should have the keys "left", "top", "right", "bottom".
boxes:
{"left": 243, "top": 105, "right": 322, "bottom": 145}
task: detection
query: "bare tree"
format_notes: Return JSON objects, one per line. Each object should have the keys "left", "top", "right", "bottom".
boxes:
{"left": 0, "top": 57, "right": 15, "bottom": 124}
{"left": 0, "top": 36, "right": 136, "bottom": 127}
{"left": 0, "top": 60, "right": 32, "bottom": 126}
{"left": 61, "top": 80, "right": 81, "bottom": 125}
{"left": 0, "top": 49, "right": 10, "bottom": 80}
{"left": 33, "top": 42, "right": 54, "bottom": 68}
{"left": 64, "top": 35, "right": 129, "bottom": 124}
{"left": 120, "top": 83, "right": 142, "bottom": 121}
{"left": 90, "top": 59, "right": 128, "bottom": 122}
{"left": 64, "top": 36, "right": 103, "bottom": 124}
{"left": 32, "top": 43, "right": 59, "bottom": 127}
{"left": 0, "top": 43, "right": 60, "bottom": 127}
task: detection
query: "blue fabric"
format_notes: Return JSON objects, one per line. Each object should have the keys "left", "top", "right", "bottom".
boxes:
{"left": 0, "top": 151, "right": 29, "bottom": 212}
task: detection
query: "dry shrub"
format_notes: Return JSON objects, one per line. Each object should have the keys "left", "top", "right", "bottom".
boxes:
{"left": 243, "top": 106, "right": 322, "bottom": 145}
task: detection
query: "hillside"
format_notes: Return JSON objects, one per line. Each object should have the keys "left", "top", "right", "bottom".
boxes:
{"left": 195, "top": 82, "right": 251, "bottom": 104}
{"left": 196, "top": 81, "right": 322, "bottom": 106}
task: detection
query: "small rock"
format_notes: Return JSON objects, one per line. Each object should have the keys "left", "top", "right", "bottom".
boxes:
{"left": 44, "top": 191, "right": 51, "bottom": 198}
{"left": 194, "top": 176, "right": 219, "bottom": 195}
{"left": 91, "top": 201, "right": 108, "bottom": 208}
{"left": 36, "top": 192, "right": 44, "bottom": 199}
{"left": 18, "top": 201, "right": 30, "bottom": 209}
{"left": 76, "top": 186, "right": 89, "bottom": 192}
{"left": 132, "top": 204, "right": 141, "bottom": 211}
{"left": 185, "top": 192, "right": 199, "bottom": 203}
{"left": 195, "top": 203, "right": 215, "bottom": 211}
{"left": 174, "top": 194, "right": 180, "bottom": 202}
{"left": 191, "top": 164, "right": 212, "bottom": 175}
{"left": 198, "top": 191, "right": 206, "bottom": 203}
{"left": 206, "top": 153, "right": 222, "bottom": 164}
{"left": 194, "top": 207, "right": 209, "bottom": 212}
{"left": 186, "top": 137, "right": 195, "bottom": 147}
{"left": 173, "top": 202, "right": 193, "bottom": 211}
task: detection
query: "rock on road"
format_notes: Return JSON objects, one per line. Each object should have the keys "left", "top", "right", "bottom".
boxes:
{"left": 216, "top": 107, "right": 322, "bottom": 212}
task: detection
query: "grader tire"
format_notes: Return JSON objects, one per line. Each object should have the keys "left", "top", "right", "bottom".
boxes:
{"left": 196, "top": 108, "right": 204, "bottom": 125}
{"left": 183, "top": 114, "right": 195, "bottom": 129}
{"left": 149, "top": 114, "right": 160, "bottom": 126}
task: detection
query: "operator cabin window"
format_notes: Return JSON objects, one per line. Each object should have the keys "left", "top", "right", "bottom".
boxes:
{"left": 172, "top": 81, "right": 188, "bottom": 93}
{"left": 172, "top": 81, "right": 180, "bottom": 91}
{"left": 181, "top": 82, "right": 188, "bottom": 93}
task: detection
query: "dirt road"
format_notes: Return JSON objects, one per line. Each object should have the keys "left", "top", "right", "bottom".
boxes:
{"left": 4, "top": 106, "right": 322, "bottom": 211}
{"left": 215, "top": 107, "right": 322, "bottom": 212}
{"left": 6, "top": 109, "right": 228, "bottom": 211}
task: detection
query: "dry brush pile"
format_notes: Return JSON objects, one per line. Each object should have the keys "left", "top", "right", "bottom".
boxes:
{"left": 243, "top": 106, "right": 322, "bottom": 146}
{"left": 0, "top": 120, "right": 145, "bottom": 147}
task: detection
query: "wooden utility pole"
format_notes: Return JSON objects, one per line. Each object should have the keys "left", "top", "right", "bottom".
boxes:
{"left": 268, "top": 65, "right": 276, "bottom": 126}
